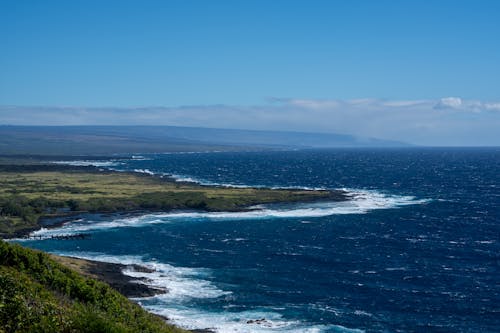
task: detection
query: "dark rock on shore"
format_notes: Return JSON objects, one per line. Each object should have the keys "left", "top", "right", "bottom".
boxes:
{"left": 50, "top": 255, "right": 166, "bottom": 298}
{"left": 87, "top": 261, "right": 167, "bottom": 298}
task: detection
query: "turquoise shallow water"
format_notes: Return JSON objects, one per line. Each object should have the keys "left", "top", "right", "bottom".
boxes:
{"left": 18, "top": 148, "right": 500, "bottom": 332}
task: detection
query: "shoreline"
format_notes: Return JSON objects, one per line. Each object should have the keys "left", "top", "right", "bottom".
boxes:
{"left": 50, "top": 255, "right": 166, "bottom": 298}
{"left": 50, "top": 254, "right": 216, "bottom": 333}
{"left": 0, "top": 161, "right": 349, "bottom": 239}
{"left": 0, "top": 159, "right": 348, "bottom": 332}
{"left": 4, "top": 185, "right": 348, "bottom": 239}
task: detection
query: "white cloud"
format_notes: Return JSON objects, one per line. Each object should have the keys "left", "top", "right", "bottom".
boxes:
{"left": 434, "top": 97, "right": 463, "bottom": 109}
{"left": 267, "top": 98, "right": 341, "bottom": 109}
{"left": 484, "top": 103, "right": 500, "bottom": 111}
{"left": 1, "top": 96, "right": 499, "bottom": 146}
{"left": 381, "top": 100, "right": 428, "bottom": 107}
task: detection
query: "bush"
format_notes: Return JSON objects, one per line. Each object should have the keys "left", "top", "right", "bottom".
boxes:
{"left": 0, "top": 241, "right": 186, "bottom": 332}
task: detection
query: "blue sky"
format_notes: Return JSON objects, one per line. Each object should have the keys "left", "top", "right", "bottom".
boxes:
{"left": 1, "top": 0, "right": 499, "bottom": 145}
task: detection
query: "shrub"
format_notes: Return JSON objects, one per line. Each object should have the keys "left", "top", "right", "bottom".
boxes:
{"left": 0, "top": 241, "right": 186, "bottom": 332}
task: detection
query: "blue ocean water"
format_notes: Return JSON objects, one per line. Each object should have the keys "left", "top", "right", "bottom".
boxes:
{"left": 19, "top": 149, "right": 500, "bottom": 332}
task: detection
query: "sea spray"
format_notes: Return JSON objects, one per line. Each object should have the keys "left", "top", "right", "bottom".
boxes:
{"left": 28, "top": 189, "right": 429, "bottom": 237}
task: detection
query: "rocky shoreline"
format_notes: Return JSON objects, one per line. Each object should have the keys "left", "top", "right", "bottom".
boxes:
{"left": 0, "top": 162, "right": 349, "bottom": 239}
{"left": 50, "top": 255, "right": 216, "bottom": 333}
{"left": 0, "top": 161, "right": 349, "bottom": 332}
{"left": 50, "top": 255, "right": 165, "bottom": 298}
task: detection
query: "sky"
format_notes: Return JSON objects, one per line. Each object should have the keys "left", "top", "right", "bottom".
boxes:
{"left": 1, "top": 0, "right": 499, "bottom": 146}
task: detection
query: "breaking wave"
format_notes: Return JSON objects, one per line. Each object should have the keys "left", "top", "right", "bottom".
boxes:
{"left": 29, "top": 189, "right": 429, "bottom": 238}
{"left": 51, "top": 160, "right": 123, "bottom": 167}
{"left": 50, "top": 252, "right": 363, "bottom": 333}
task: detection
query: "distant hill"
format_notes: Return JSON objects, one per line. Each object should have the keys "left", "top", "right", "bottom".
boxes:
{"left": 0, "top": 125, "right": 409, "bottom": 155}
{"left": 152, "top": 125, "right": 408, "bottom": 148}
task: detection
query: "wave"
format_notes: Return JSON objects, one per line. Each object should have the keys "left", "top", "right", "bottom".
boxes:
{"left": 29, "top": 215, "right": 168, "bottom": 237}
{"left": 168, "top": 174, "right": 205, "bottom": 184}
{"left": 146, "top": 306, "right": 364, "bottom": 333}
{"left": 50, "top": 251, "right": 363, "bottom": 333}
{"left": 71, "top": 159, "right": 352, "bottom": 193}
{"left": 51, "top": 162, "right": 324, "bottom": 191}
{"left": 54, "top": 251, "right": 228, "bottom": 301}
{"left": 133, "top": 168, "right": 155, "bottom": 175}
{"left": 122, "top": 168, "right": 314, "bottom": 189}
{"left": 131, "top": 155, "right": 152, "bottom": 161}
{"left": 51, "top": 160, "right": 122, "bottom": 167}
{"left": 29, "top": 189, "right": 430, "bottom": 237}
{"left": 163, "top": 173, "right": 254, "bottom": 188}
{"left": 155, "top": 173, "right": 327, "bottom": 191}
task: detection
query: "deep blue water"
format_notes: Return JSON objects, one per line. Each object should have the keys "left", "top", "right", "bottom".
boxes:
{"left": 19, "top": 149, "right": 500, "bottom": 332}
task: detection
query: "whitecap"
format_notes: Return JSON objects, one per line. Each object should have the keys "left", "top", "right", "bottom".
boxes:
{"left": 50, "top": 251, "right": 228, "bottom": 301}
{"left": 43, "top": 252, "right": 364, "bottom": 333}
{"left": 146, "top": 306, "right": 364, "bottom": 333}
{"left": 28, "top": 189, "right": 430, "bottom": 237}
{"left": 166, "top": 174, "right": 328, "bottom": 190}
{"left": 51, "top": 160, "right": 122, "bottom": 167}
{"left": 133, "top": 168, "right": 156, "bottom": 175}
{"left": 168, "top": 174, "right": 203, "bottom": 184}
{"left": 29, "top": 215, "right": 168, "bottom": 237}
{"left": 131, "top": 155, "right": 152, "bottom": 160}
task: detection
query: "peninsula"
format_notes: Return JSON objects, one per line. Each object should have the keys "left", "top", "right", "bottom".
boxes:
{"left": 0, "top": 161, "right": 347, "bottom": 238}
{"left": 0, "top": 158, "right": 348, "bottom": 332}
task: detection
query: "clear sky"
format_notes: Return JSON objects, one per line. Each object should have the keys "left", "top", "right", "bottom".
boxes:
{"left": 1, "top": 0, "right": 499, "bottom": 145}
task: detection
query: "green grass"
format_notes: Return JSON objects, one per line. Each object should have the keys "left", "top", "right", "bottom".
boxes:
{"left": 0, "top": 240, "right": 188, "bottom": 333}
{"left": 0, "top": 166, "right": 344, "bottom": 237}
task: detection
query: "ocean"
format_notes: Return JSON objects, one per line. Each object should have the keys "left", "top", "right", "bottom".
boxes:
{"left": 16, "top": 148, "right": 500, "bottom": 332}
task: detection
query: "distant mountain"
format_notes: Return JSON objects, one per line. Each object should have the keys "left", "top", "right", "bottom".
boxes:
{"left": 0, "top": 125, "right": 409, "bottom": 155}
{"left": 150, "top": 126, "right": 408, "bottom": 148}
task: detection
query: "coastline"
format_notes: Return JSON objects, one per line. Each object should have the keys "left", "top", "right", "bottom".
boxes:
{"left": 0, "top": 161, "right": 349, "bottom": 239}
{"left": 0, "top": 159, "right": 348, "bottom": 332}
{"left": 50, "top": 254, "right": 216, "bottom": 333}
{"left": 3, "top": 185, "right": 348, "bottom": 240}
{"left": 50, "top": 255, "right": 167, "bottom": 298}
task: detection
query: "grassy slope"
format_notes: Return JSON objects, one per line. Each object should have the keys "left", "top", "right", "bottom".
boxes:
{"left": 0, "top": 166, "right": 343, "bottom": 237}
{"left": 0, "top": 240, "right": 188, "bottom": 333}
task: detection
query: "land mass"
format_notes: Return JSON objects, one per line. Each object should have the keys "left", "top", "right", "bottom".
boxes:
{"left": 0, "top": 240, "right": 190, "bottom": 333}
{"left": 0, "top": 158, "right": 348, "bottom": 332}
{"left": 48, "top": 255, "right": 216, "bottom": 333}
{"left": 0, "top": 125, "right": 409, "bottom": 155}
{"left": 0, "top": 162, "right": 347, "bottom": 238}
{"left": 50, "top": 255, "right": 166, "bottom": 298}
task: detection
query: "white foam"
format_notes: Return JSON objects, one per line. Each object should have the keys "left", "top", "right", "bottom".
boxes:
{"left": 146, "top": 306, "right": 363, "bottom": 333}
{"left": 133, "top": 168, "right": 155, "bottom": 175}
{"left": 168, "top": 174, "right": 202, "bottom": 184}
{"left": 29, "top": 215, "right": 168, "bottom": 236}
{"left": 29, "top": 189, "right": 430, "bottom": 237}
{"left": 50, "top": 251, "right": 228, "bottom": 301}
{"left": 67, "top": 159, "right": 357, "bottom": 194}
{"left": 51, "top": 160, "right": 122, "bottom": 167}
{"left": 167, "top": 174, "right": 326, "bottom": 190}
{"left": 44, "top": 253, "right": 354, "bottom": 331}
{"left": 166, "top": 174, "right": 252, "bottom": 188}
{"left": 131, "top": 155, "right": 151, "bottom": 160}
{"left": 124, "top": 268, "right": 229, "bottom": 300}
{"left": 44, "top": 251, "right": 364, "bottom": 333}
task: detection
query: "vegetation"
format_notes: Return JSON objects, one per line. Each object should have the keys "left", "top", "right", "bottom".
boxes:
{"left": 0, "top": 161, "right": 344, "bottom": 330}
{"left": 0, "top": 161, "right": 345, "bottom": 331}
{"left": 0, "top": 164, "right": 345, "bottom": 237}
{"left": 0, "top": 240, "right": 187, "bottom": 333}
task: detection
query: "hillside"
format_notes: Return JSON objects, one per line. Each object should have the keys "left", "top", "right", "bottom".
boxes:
{"left": 0, "top": 125, "right": 408, "bottom": 155}
{"left": 0, "top": 126, "right": 238, "bottom": 155}
{"left": 0, "top": 240, "right": 188, "bottom": 333}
